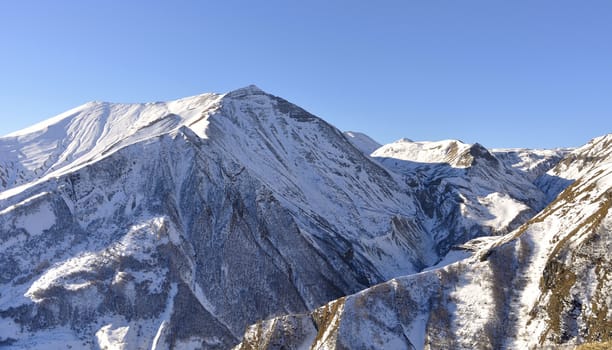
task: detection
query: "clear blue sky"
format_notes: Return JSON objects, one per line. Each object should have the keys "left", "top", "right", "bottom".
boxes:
{"left": 1, "top": 1, "right": 610, "bottom": 148}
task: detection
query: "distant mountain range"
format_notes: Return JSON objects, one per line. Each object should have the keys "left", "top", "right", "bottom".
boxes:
{"left": 0, "top": 86, "right": 609, "bottom": 349}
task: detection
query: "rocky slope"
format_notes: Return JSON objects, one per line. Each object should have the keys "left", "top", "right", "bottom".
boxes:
{"left": 0, "top": 86, "right": 576, "bottom": 349}
{"left": 492, "top": 147, "right": 571, "bottom": 183}
{"left": 371, "top": 138, "right": 549, "bottom": 255}
{"left": 235, "top": 134, "right": 612, "bottom": 349}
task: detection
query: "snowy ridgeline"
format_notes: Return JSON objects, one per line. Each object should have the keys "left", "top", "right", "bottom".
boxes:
{"left": 0, "top": 85, "right": 609, "bottom": 349}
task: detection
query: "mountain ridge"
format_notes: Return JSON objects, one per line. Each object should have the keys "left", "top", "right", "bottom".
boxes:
{"left": 0, "top": 86, "right": 605, "bottom": 349}
{"left": 234, "top": 132, "right": 612, "bottom": 349}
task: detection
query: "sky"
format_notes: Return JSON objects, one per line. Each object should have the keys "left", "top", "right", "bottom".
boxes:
{"left": 0, "top": 1, "right": 610, "bottom": 149}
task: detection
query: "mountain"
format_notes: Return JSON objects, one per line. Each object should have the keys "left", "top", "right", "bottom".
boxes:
{"left": 371, "top": 138, "right": 549, "bottom": 254}
{"left": 536, "top": 135, "right": 612, "bottom": 201}
{"left": 1, "top": 86, "right": 423, "bottom": 349}
{"left": 0, "top": 94, "right": 219, "bottom": 194}
{"left": 235, "top": 134, "right": 612, "bottom": 349}
{"left": 492, "top": 147, "right": 571, "bottom": 183}
{"left": 0, "top": 85, "right": 589, "bottom": 349}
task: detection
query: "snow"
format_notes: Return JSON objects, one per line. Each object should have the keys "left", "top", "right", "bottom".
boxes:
{"left": 175, "top": 337, "right": 222, "bottom": 350}
{"left": 312, "top": 302, "right": 345, "bottom": 349}
{"left": 25, "top": 252, "right": 98, "bottom": 302}
{"left": 450, "top": 263, "right": 495, "bottom": 343}
{"left": 1, "top": 88, "right": 426, "bottom": 290}
{"left": 361, "top": 233, "right": 426, "bottom": 279}
{"left": 246, "top": 133, "right": 610, "bottom": 349}
{"left": 540, "top": 134, "right": 612, "bottom": 192}
{"left": 372, "top": 138, "right": 473, "bottom": 167}
{"left": 0, "top": 191, "right": 50, "bottom": 215}
{"left": 0, "top": 92, "right": 224, "bottom": 198}
{"left": 96, "top": 324, "right": 130, "bottom": 349}
{"left": 23, "top": 216, "right": 171, "bottom": 303}
{"left": 15, "top": 199, "right": 55, "bottom": 236}
{"left": 476, "top": 192, "right": 529, "bottom": 231}
{"left": 407, "top": 313, "right": 428, "bottom": 350}
{"left": 1, "top": 327, "right": 86, "bottom": 349}
{"left": 150, "top": 320, "right": 169, "bottom": 350}
{"left": 422, "top": 249, "right": 472, "bottom": 272}
{"left": 0, "top": 317, "right": 20, "bottom": 339}
{"left": 150, "top": 283, "right": 178, "bottom": 350}
{"left": 110, "top": 217, "right": 171, "bottom": 262}
{"left": 296, "top": 328, "right": 318, "bottom": 350}
{"left": 1, "top": 86, "right": 608, "bottom": 350}
{"left": 492, "top": 147, "right": 571, "bottom": 177}
{"left": 343, "top": 131, "right": 381, "bottom": 155}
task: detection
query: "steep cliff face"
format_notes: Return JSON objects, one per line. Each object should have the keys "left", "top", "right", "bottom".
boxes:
{"left": 234, "top": 134, "right": 612, "bottom": 350}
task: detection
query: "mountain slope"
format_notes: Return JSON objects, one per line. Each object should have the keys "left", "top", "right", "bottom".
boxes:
{"left": 537, "top": 134, "right": 612, "bottom": 201}
{"left": 0, "top": 85, "right": 578, "bottom": 349}
{"left": 343, "top": 131, "right": 381, "bottom": 156}
{"left": 492, "top": 147, "right": 571, "bottom": 183}
{"left": 371, "top": 138, "right": 549, "bottom": 256}
{"left": 0, "top": 93, "right": 222, "bottom": 195}
{"left": 0, "top": 86, "right": 432, "bottom": 349}
{"left": 234, "top": 134, "right": 612, "bottom": 349}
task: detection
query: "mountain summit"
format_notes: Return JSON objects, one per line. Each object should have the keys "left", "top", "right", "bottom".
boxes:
{"left": 0, "top": 87, "right": 608, "bottom": 349}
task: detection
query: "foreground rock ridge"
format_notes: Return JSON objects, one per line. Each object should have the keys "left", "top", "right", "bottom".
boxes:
{"left": 0, "top": 85, "right": 607, "bottom": 349}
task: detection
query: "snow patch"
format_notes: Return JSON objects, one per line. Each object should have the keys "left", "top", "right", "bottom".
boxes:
{"left": 151, "top": 320, "right": 169, "bottom": 350}
{"left": 25, "top": 252, "right": 98, "bottom": 302}
{"left": 14, "top": 200, "right": 55, "bottom": 236}
{"left": 423, "top": 249, "right": 472, "bottom": 272}
{"left": 407, "top": 313, "right": 428, "bottom": 350}
{"left": 96, "top": 324, "right": 130, "bottom": 349}
{"left": 477, "top": 192, "right": 529, "bottom": 231}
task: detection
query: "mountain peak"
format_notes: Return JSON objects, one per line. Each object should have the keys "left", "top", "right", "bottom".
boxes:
{"left": 468, "top": 142, "right": 498, "bottom": 165}
{"left": 225, "top": 84, "right": 267, "bottom": 98}
{"left": 372, "top": 138, "right": 473, "bottom": 167}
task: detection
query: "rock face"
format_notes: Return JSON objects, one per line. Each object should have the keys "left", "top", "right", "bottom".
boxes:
{"left": 0, "top": 85, "right": 582, "bottom": 349}
{"left": 235, "top": 134, "right": 612, "bottom": 350}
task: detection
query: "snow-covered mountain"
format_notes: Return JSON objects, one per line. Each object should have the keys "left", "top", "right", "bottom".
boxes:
{"left": 0, "top": 93, "right": 222, "bottom": 194}
{"left": 492, "top": 147, "right": 571, "bottom": 183}
{"left": 371, "top": 138, "right": 549, "bottom": 255}
{"left": 235, "top": 134, "right": 612, "bottom": 349}
{"left": 0, "top": 85, "right": 599, "bottom": 349}
{"left": 0, "top": 86, "right": 424, "bottom": 349}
